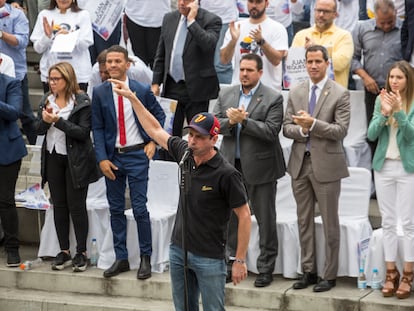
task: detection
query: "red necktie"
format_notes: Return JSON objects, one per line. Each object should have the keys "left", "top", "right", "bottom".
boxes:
{"left": 118, "top": 95, "right": 126, "bottom": 146}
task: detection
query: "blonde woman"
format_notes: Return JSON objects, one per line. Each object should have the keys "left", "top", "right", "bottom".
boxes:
{"left": 367, "top": 60, "right": 414, "bottom": 299}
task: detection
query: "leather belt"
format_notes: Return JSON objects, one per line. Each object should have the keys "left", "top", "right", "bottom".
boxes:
{"left": 304, "top": 151, "right": 311, "bottom": 157}
{"left": 115, "top": 143, "right": 146, "bottom": 154}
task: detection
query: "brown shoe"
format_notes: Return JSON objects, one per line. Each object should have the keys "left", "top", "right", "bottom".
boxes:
{"left": 396, "top": 271, "right": 413, "bottom": 299}
{"left": 381, "top": 268, "right": 400, "bottom": 297}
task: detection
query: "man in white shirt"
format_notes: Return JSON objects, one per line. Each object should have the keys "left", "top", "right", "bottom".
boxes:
{"left": 220, "top": 0, "right": 288, "bottom": 91}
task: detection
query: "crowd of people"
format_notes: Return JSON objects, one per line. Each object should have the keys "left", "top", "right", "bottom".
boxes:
{"left": 0, "top": 0, "right": 413, "bottom": 309}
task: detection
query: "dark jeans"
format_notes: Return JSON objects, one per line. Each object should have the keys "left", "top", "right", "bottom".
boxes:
{"left": 89, "top": 20, "right": 122, "bottom": 65}
{"left": 20, "top": 74, "right": 37, "bottom": 145}
{"left": 126, "top": 15, "right": 161, "bottom": 69}
{"left": 46, "top": 150, "right": 89, "bottom": 254}
{"left": 0, "top": 159, "right": 21, "bottom": 252}
{"left": 365, "top": 88, "right": 379, "bottom": 158}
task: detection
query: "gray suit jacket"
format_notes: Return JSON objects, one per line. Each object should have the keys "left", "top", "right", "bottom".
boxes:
{"left": 213, "top": 83, "right": 286, "bottom": 185}
{"left": 283, "top": 79, "right": 350, "bottom": 182}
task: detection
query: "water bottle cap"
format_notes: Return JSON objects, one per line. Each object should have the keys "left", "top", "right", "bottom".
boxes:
{"left": 359, "top": 268, "right": 364, "bottom": 272}
{"left": 92, "top": 238, "right": 97, "bottom": 242}
{"left": 373, "top": 268, "right": 378, "bottom": 273}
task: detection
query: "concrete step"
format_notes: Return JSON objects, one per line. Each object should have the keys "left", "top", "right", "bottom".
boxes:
{"left": 1, "top": 245, "right": 414, "bottom": 311}
{"left": 28, "top": 66, "right": 42, "bottom": 89}
{"left": 26, "top": 45, "right": 41, "bottom": 64}
{"left": 29, "top": 88, "right": 43, "bottom": 112}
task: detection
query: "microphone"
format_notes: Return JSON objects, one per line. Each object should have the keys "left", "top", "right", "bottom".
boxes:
{"left": 179, "top": 148, "right": 193, "bottom": 166}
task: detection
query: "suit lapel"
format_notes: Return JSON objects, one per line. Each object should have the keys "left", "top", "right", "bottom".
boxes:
{"left": 313, "top": 80, "right": 332, "bottom": 117}
{"left": 247, "top": 84, "right": 264, "bottom": 115}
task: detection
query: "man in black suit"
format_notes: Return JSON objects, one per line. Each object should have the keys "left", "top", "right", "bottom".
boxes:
{"left": 152, "top": 0, "right": 221, "bottom": 137}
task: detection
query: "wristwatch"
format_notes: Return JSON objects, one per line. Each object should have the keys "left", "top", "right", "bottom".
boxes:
{"left": 0, "top": 31, "right": 3, "bottom": 39}
{"left": 257, "top": 38, "right": 266, "bottom": 46}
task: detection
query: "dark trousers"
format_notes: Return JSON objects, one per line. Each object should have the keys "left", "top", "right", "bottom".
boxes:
{"left": 0, "top": 160, "right": 21, "bottom": 252}
{"left": 46, "top": 150, "right": 89, "bottom": 254}
{"left": 164, "top": 75, "right": 209, "bottom": 137}
{"left": 20, "top": 74, "right": 37, "bottom": 145}
{"left": 89, "top": 20, "right": 122, "bottom": 65}
{"left": 227, "top": 159, "right": 278, "bottom": 274}
{"left": 105, "top": 149, "right": 152, "bottom": 259}
{"left": 126, "top": 15, "right": 161, "bottom": 69}
{"left": 365, "top": 88, "right": 379, "bottom": 158}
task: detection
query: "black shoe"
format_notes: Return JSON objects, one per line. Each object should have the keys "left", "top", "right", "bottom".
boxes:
{"left": 6, "top": 250, "right": 21, "bottom": 267}
{"left": 72, "top": 253, "right": 87, "bottom": 272}
{"left": 137, "top": 255, "right": 151, "bottom": 280}
{"left": 51, "top": 251, "right": 72, "bottom": 271}
{"left": 226, "top": 260, "right": 234, "bottom": 283}
{"left": 103, "top": 259, "right": 130, "bottom": 278}
{"left": 293, "top": 272, "right": 318, "bottom": 289}
{"left": 254, "top": 273, "right": 273, "bottom": 287}
{"left": 313, "top": 279, "right": 336, "bottom": 292}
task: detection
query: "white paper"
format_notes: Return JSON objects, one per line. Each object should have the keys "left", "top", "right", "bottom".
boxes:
{"left": 156, "top": 96, "right": 177, "bottom": 135}
{"left": 50, "top": 30, "right": 80, "bottom": 53}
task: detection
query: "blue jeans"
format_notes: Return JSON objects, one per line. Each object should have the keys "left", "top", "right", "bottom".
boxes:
{"left": 169, "top": 244, "right": 226, "bottom": 311}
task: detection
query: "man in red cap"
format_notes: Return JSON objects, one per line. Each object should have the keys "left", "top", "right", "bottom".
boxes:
{"left": 108, "top": 77, "right": 251, "bottom": 311}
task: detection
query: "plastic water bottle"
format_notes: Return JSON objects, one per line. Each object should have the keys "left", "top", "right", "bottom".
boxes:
{"left": 371, "top": 268, "right": 382, "bottom": 289}
{"left": 90, "top": 238, "right": 98, "bottom": 267}
{"left": 20, "top": 258, "right": 43, "bottom": 270}
{"left": 357, "top": 268, "right": 367, "bottom": 289}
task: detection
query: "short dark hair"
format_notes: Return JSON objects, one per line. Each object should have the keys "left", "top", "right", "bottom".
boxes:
{"left": 49, "top": 0, "right": 80, "bottom": 12}
{"left": 305, "top": 45, "right": 329, "bottom": 62}
{"left": 240, "top": 53, "right": 263, "bottom": 71}
{"left": 106, "top": 45, "right": 129, "bottom": 61}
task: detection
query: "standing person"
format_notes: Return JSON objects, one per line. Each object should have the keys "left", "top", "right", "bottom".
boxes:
{"left": 351, "top": 0, "right": 402, "bottom": 155}
{"left": 124, "top": 0, "right": 171, "bottom": 69}
{"left": 213, "top": 53, "right": 285, "bottom": 287}
{"left": 0, "top": 0, "right": 37, "bottom": 145}
{"left": 401, "top": 0, "right": 414, "bottom": 66}
{"left": 34, "top": 62, "right": 100, "bottom": 272}
{"left": 108, "top": 74, "right": 251, "bottom": 309}
{"left": 0, "top": 73, "right": 27, "bottom": 267}
{"left": 152, "top": 0, "right": 221, "bottom": 137}
{"left": 291, "top": 0, "right": 354, "bottom": 88}
{"left": 367, "top": 60, "right": 414, "bottom": 299}
{"left": 283, "top": 45, "right": 350, "bottom": 292}
{"left": 220, "top": 0, "right": 288, "bottom": 92}
{"left": 92, "top": 45, "right": 165, "bottom": 280}
{"left": 199, "top": 0, "right": 238, "bottom": 84}
{"left": 30, "top": 0, "right": 93, "bottom": 93}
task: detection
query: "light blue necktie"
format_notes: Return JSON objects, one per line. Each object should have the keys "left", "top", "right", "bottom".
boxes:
{"left": 171, "top": 18, "right": 187, "bottom": 82}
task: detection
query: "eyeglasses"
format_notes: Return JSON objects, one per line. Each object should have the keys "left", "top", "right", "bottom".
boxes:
{"left": 48, "top": 77, "right": 64, "bottom": 83}
{"left": 314, "top": 8, "right": 336, "bottom": 15}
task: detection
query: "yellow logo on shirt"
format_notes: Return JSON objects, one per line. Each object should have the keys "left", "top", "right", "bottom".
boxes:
{"left": 201, "top": 185, "right": 213, "bottom": 191}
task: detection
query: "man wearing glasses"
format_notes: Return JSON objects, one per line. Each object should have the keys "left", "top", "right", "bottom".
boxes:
{"left": 291, "top": 0, "right": 353, "bottom": 88}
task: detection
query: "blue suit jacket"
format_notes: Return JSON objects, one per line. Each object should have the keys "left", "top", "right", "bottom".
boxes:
{"left": 0, "top": 74, "right": 27, "bottom": 165}
{"left": 91, "top": 79, "right": 166, "bottom": 163}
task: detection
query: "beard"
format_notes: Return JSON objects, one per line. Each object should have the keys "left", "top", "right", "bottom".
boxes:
{"left": 249, "top": 7, "right": 266, "bottom": 20}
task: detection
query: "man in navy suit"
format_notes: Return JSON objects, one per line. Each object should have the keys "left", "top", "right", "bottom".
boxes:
{"left": 0, "top": 73, "right": 27, "bottom": 267}
{"left": 152, "top": 0, "right": 221, "bottom": 137}
{"left": 92, "top": 45, "right": 165, "bottom": 279}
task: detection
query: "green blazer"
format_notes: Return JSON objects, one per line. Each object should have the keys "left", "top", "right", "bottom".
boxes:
{"left": 367, "top": 97, "right": 414, "bottom": 173}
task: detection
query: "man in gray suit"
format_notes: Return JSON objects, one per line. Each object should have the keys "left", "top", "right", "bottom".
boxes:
{"left": 283, "top": 45, "right": 350, "bottom": 292}
{"left": 214, "top": 53, "right": 285, "bottom": 287}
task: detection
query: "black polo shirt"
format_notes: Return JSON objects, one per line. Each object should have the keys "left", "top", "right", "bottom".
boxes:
{"left": 168, "top": 136, "right": 248, "bottom": 259}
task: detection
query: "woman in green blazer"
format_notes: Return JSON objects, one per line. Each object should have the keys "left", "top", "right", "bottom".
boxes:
{"left": 367, "top": 60, "right": 414, "bottom": 299}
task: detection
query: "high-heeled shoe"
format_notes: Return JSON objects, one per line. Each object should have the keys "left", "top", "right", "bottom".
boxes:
{"left": 382, "top": 268, "right": 400, "bottom": 297}
{"left": 396, "top": 271, "right": 413, "bottom": 299}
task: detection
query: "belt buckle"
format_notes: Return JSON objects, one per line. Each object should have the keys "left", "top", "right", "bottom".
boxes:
{"left": 117, "top": 147, "right": 125, "bottom": 154}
